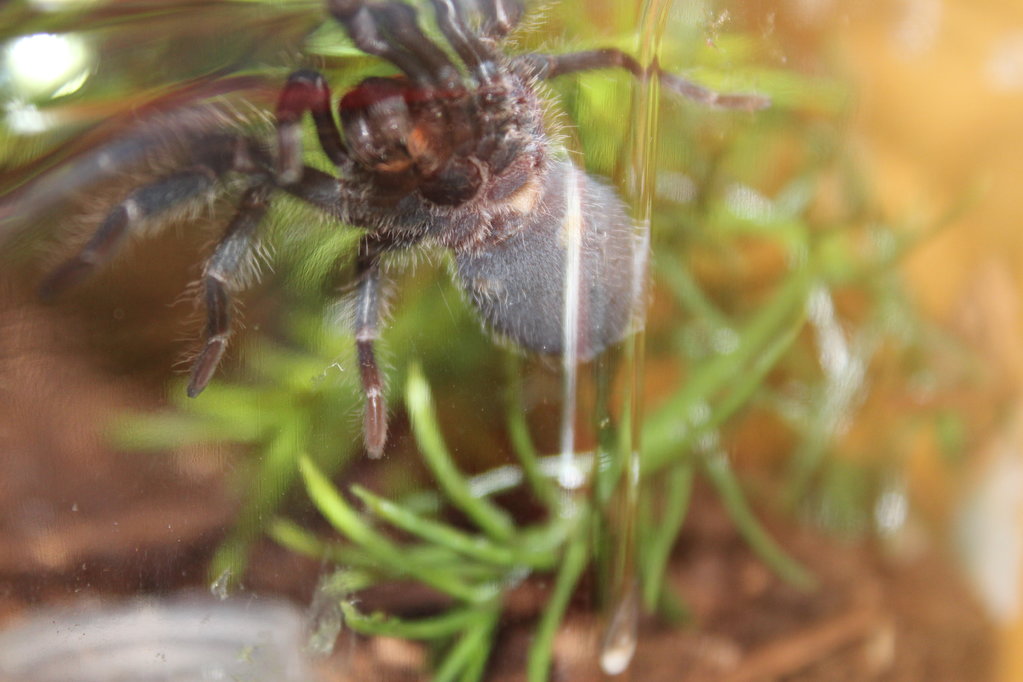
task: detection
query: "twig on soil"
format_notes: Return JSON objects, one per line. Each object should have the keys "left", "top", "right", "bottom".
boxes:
{"left": 722, "top": 590, "right": 886, "bottom": 682}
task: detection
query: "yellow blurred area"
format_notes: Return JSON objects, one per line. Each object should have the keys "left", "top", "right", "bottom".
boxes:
{"left": 829, "top": 0, "right": 1023, "bottom": 678}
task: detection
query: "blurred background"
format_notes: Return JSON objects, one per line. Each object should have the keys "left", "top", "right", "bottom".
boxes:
{"left": 803, "top": 1, "right": 1023, "bottom": 678}
{"left": 763, "top": 0, "right": 1023, "bottom": 677}
{"left": 0, "top": 0, "right": 1022, "bottom": 679}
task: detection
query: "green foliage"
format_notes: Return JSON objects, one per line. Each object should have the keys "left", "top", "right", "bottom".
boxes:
{"left": 290, "top": 369, "right": 595, "bottom": 681}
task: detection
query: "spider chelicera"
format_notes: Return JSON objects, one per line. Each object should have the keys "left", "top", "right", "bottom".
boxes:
{"left": 25, "top": 0, "right": 767, "bottom": 457}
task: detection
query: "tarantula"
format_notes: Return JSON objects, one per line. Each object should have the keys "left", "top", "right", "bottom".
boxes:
{"left": 23, "top": 0, "right": 767, "bottom": 457}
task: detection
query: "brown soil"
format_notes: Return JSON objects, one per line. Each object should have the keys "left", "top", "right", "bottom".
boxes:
{"left": 302, "top": 483, "right": 993, "bottom": 681}
{"left": 0, "top": 282, "right": 995, "bottom": 681}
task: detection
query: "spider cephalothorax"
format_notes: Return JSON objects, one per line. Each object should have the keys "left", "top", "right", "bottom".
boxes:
{"left": 28, "top": 0, "right": 767, "bottom": 457}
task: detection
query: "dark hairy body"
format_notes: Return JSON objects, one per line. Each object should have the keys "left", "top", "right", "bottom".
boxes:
{"left": 20, "top": 0, "right": 767, "bottom": 456}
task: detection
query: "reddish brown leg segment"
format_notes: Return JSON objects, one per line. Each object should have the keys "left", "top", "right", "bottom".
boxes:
{"left": 275, "top": 69, "right": 347, "bottom": 183}
{"left": 353, "top": 238, "right": 389, "bottom": 458}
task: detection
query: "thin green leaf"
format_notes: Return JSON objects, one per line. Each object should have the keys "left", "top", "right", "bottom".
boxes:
{"left": 268, "top": 517, "right": 379, "bottom": 570}
{"left": 405, "top": 364, "right": 516, "bottom": 542}
{"left": 527, "top": 524, "right": 589, "bottom": 682}
{"left": 703, "top": 451, "right": 815, "bottom": 589}
{"left": 641, "top": 461, "right": 694, "bottom": 610}
{"left": 654, "top": 255, "right": 730, "bottom": 329}
{"left": 351, "top": 485, "right": 555, "bottom": 569}
{"left": 433, "top": 608, "right": 500, "bottom": 682}
{"left": 209, "top": 416, "right": 307, "bottom": 581}
{"left": 644, "top": 266, "right": 811, "bottom": 473}
{"left": 503, "top": 353, "right": 558, "bottom": 507}
{"left": 339, "top": 602, "right": 487, "bottom": 640}
{"left": 299, "top": 456, "right": 498, "bottom": 603}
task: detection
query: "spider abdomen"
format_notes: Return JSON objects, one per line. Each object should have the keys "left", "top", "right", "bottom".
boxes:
{"left": 455, "top": 158, "right": 643, "bottom": 360}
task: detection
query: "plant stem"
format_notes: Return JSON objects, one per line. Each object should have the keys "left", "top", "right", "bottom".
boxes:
{"left": 702, "top": 451, "right": 815, "bottom": 589}
{"left": 641, "top": 460, "right": 694, "bottom": 609}
{"left": 503, "top": 353, "right": 559, "bottom": 507}
{"left": 433, "top": 608, "right": 500, "bottom": 682}
{"left": 351, "top": 484, "right": 556, "bottom": 569}
{"left": 527, "top": 519, "right": 590, "bottom": 682}
{"left": 339, "top": 602, "right": 486, "bottom": 640}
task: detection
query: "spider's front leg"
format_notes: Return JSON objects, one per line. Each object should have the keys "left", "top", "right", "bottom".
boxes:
{"left": 518, "top": 47, "right": 770, "bottom": 112}
{"left": 184, "top": 163, "right": 359, "bottom": 398}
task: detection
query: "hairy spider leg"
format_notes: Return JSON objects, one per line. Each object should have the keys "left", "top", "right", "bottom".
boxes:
{"left": 518, "top": 48, "right": 770, "bottom": 112}
{"left": 476, "top": 0, "right": 523, "bottom": 39}
{"left": 275, "top": 70, "right": 348, "bottom": 183}
{"left": 0, "top": 91, "right": 262, "bottom": 234}
{"left": 328, "top": 0, "right": 450, "bottom": 89}
{"left": 428, "top": 0, "right": 500, "bottom": 83}
{"left": 37, "top": 113, "right": 356, "bottom": 394}
{"left": 267, "top": 144, "right": 399, "bottom": 458}
{"left": 279, "top": 166, "right": 349, "bottom": 219}
{"left": 186, "top": 164, "right": 349, "bottom": 397}
{"left": 187, "top": 183, "right": 272, "bottom": 397}
{"left": 352, "top": 238, "right": 390, "bottom": 458}
{"left": 369, "top": 2, "right": 463, "bottom": 91}
{"left": 38, "top": 135, "right": 258, "bottom": 299}
{"left": 183, "top": 162, "right": 372, "bottom": 395}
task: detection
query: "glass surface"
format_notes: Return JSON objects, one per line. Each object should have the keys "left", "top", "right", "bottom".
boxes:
{"left": 2, "top": 0, "right": 1015, "bottom": 680}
